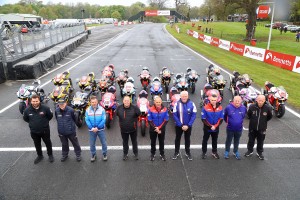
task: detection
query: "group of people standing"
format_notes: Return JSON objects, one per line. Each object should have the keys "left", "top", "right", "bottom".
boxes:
{"left": 23, "top": 89, "right": 272, "bottom": 164}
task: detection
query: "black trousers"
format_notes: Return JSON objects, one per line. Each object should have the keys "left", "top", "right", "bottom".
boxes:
{"left": 59, "top": 133, "right": 81, "bottom": 157}
{"left": 247, "top": 130, "right": 266, "bottom": 153}
{"left": 175, "top": 126, "right": 191, "bottom": 155}
{"left": 121, "top": 131, "right": 138, "bottom": 155}
{"left": 30, "top": 129, "right": 53, "bottom": 156}
{"left": 202, "top": 128, "right": 219, "bottom": 154}
{"left": 150, "top": 130, "right": 165, "bottom": 155}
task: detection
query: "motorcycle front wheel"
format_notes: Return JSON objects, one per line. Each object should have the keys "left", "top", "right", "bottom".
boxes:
{"left": 74, "top": 111, "right": 83, "bottom": 128}
{"left": 19, "top": 102, "right": 26, "bottom": 114}
{"left": 275, "top": 103, "right": 285, "bottom": 118}
{"left": 105, "top": 113, "right": 111, "bottom": 129}
{"left": 165, "top": 84, "right": 169, "bottom": 93}
{"left": 191, "top": 84, "right": 195, "bottom": 94}
{"left": 141, "top": 119, "right": 146, "bottom": 137}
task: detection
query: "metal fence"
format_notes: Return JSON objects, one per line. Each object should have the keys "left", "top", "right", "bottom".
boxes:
{"left": 0, "top": 23, "right": 85, "bottom": 65}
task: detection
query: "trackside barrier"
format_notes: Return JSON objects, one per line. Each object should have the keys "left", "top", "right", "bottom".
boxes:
{"left": 186, "top": 29, "right": 300, "bottom": 74}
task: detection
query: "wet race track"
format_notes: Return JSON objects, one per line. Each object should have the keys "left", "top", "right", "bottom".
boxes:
{"left": 1, "top": 24, "right": 300, "bottom": 200}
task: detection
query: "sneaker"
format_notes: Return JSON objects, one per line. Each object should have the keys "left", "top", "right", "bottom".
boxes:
{"left": 233, "top": 152, "right": 241, "bottom": 160}
{"left": 244, "top": 151, "right": 253, "bottom": 157}
{"left": 160, "top": 154, "right": 166, "bottom": 161}
{"left": 150, "top": 154, "right": 155, "bottom": 161}
{"left": 201, "top": 153, "right": 207, "bottom": 159}
{"left": 34, "top": 156, "right": 44, "bottom": 164}
{"left": 76, "top": 156, "right": 81, "bottom": 162}
{"left": 224, "top": 151, "right": 229, "bottom": 159}
{"left": 185, "top": 153, "right": 193, "bottom": 161}
{"left": 90, "top": 154, "right": 97, "bottom": 162}
{"left": 134, "top": 154, "right": 139, "bottom": 160}
{"left": 212, "top": 152, "right": 220, "bottom": 159}
{"left": 123, "top": 154, "right": 128, "bottom": 161}
{"left": 256, "top": 152, "right": 264, "bottom": 160}
{"left": 103, "top": 154, "right": 108, "bottom": 161}
{"left": 172, "top": 153, "right": 180, "bottom": 160}
{"left": 48, "top": 155, "right": 54, "bottom": 163}
{"left": 61, "top": 156, "right": 68, "bottom": 162}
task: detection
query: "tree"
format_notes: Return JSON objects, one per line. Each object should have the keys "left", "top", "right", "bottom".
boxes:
{"left": 148, "top": 0, "right": 169, "bottom": 9}
{"left": 175, "top": 0, "right": 187, "bottom": 12}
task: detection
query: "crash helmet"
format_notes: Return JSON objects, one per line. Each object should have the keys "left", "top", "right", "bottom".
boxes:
{"left": 152, "top": 76, "right": 160, "bottom": 82}
{"left": 108, "top": 64, "right": 114, "bottom": 70}
{"left": 108, "top": 86, "right": 116, "bottom": 93}
{"left": 142, "top": 66, "right": 149, "bottom": 71}
{"left": 127, "top": 77, "right": 134, "bottom": 83}
{"left": 139, "top": 90, "right": 148, "bottom": 98}
{"left": 186, "top": 67, "right": 192, "bottom": 73}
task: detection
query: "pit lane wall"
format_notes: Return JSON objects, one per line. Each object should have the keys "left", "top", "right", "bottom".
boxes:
{"left": 7, "top": 33, "right": 88, "bottom": 80}
{"left": 187, "top": 29, "right": 300, "bottom": 74}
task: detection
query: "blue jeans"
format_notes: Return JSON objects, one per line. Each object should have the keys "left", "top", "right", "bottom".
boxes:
{"left": 89, "top": 130, "right": 107, "bottom": 156}
{"left": 225, "top": 129, "right": 242, "bottom": 153}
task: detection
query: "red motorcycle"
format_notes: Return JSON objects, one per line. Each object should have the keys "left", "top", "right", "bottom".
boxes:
{"left": 138, "top": 67, "right": 151, "bottom": 90}
{"left": 166, "top": 87, "right": 180, "bottom": 113}
{"left": 264, "top": 81, "right": 288, "bottom": 118}
{"left": 116, "top": 69, "right": 128, "bottom": 97}
{"left": 160, "top": 67, "right": 173, "bottom": 93}
{"left": 102, "top": 65, "right": 115, "bottom": 83}
{"left": 98, "top": 75, "right": 110, "bottom": 97}
{"left": 99, "top": 86, "right": 117, "bottom": 129}
{"left": 137, "top": 90, "right": 150, "bottom": 136}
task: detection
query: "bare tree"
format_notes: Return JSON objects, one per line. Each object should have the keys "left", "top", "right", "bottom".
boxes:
{"left": 175, "top": 0, "right": 187, "bottom": 11}
{"left": 148, "top": 0, "right": 169, "bottom": 9}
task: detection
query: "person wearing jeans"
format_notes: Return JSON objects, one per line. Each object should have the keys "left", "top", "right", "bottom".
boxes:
{"left": 85, "top": 96, "right": 107, "bottom": 162}
{"left": 223, "top": 96, "right": 247, "bottom": 160}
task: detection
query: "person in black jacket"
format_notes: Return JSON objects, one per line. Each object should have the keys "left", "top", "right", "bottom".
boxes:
{"left": 244, "top": 95, "right": 273, "bottom": 160}
{"left": 55, "top": 97, "right": 81, "bottom": 162}
{"left": 23, "top": 94, "right": 54, "bottom": 164}
{"left": 116, "top": 96, "right": 141, "bottom": 160}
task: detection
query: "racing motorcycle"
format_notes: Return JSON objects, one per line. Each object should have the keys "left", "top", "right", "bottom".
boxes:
{"left": 138, "top": 67, "right": 151, "bottom": 90}
{"left": 99, "top": 86, "right": 117, "bottom": 129}
{"left": 209, "top": 74, "right": 227, "bottom": 98}
{"left": 160, "top": 67, "right": 173, "bottom": 93}
{"left": 71, "top": 86, "right": 92, "bottom": 127}
{"left": 116, "top": 69, "right": 128, "bottom": 97}
{"left": 98, "top": 76, "right": 110, "bottom": 97}
{"left": 16, "top": 80, "right": 47, "bottom": 114}
{"left": 264, "top": 82, "right": 288, "bottom": 118}
{"left": 102, "top": 65, "right": 115, "bottom": 83}
{"left": 229, "top": 73, "right": 253, "bottom": 97}
{"left": 137, "top": 90, "right": 150, "bottom": 136}
{"left": 49, "top": 85, "right": 70, "bottom": 107}
{"left": 186, "top": 68, "right": 199, "bottom": 94}
{"left": 77, "top": 72, "right": 97, "bottom": 92}
{"left": 174, "top": 73, "right": 189, "bottom": 92}
{"left": 122, "top": 77, "right": 136, "bottom": 103}
{"left": 150, "top": 77, "right": 163, "bottom": 99}
{"left": 200, "top": 84, "right": 222, "bottom": 108}
{"left": 239, "top": 87, "right": 258, "bottom": 110}
{"left": 52, "top": 71, "right": 73, "bottom": 91}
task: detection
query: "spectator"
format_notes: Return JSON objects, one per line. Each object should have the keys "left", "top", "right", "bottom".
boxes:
{"left": 201, "top": 92, "right": 224, "bottom": 159}
{"left": 55, "top": 97, "right": 81, "bottom": 162}
{"left": 244, "top": 95, "right": 272, "bottom": 160}
{"left": 296, "top": 32, "right": 300, "bottom": 42}
{"left": 223, "top": 96, "right": 247, "bottom": 160}
{"left": 23, "top": 94, "right": 54, "bottom": 164}
{"left": 85, "top": 96, "right": 107, "bottom": 162}
{"left": 172, "top": 91, "right": 197, "bottom": 161}
{"left": 147, "top": 96, "right": 169, "bottom": 161}
{"left": 116, "top": 96, "right": 141, "bottom": 160}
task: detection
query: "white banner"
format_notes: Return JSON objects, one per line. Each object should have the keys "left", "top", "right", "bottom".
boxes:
{"left": 203, "top": 35, "right": 211, "bottom": 44}
{"left": 293, "top": 56, "right": 300, "bottom": 73}
{"left": 157, "top": 10, "right": 170, "bottom": 16}
{"left": 193, "top": 32, "right": 198, "bottom": 39}
{"left": 243, "top": 46, "right": 266, "bottom": 61}
{"left": 218, "top": 39, "right": 230, "bottom": 51}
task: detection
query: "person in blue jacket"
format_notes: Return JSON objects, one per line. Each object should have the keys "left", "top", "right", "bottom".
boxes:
{"left": 85, "top": 96, "right": 107, "bottom": 162}
{"left": 172, "top": 91, "right": 197, "bottom": 161}
{"left": 147, "top": 96, "right": 169, "bottom": 161}
{"left": 223, "top": 96, "right": 247, "bottom": 160}
{"left": 201, "top": 91, "right": 224, "bottom": 159}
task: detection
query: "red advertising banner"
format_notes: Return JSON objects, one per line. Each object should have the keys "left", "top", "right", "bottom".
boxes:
{"left": 198, "top": 34, "right": 204, "bottom": 41}
{"left": 229, "top": 42, "right": 245, "bottom": 56}
{"left": 257, "top": 5, "right": 270, "bottom": 19}
{"left": 210, "top": 37, "right": 219, "bottom": 47}
{"left": 145, "top": 10, "right": 158, "bottom": 16}
{"left": 264, "top": 50, "right": 295, "bottom": 71}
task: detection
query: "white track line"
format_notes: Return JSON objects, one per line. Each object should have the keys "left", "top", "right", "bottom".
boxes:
{"left": 0, "top": 31, "right": 127, "bottom": 114}
{"left": 164, "top": 25, "right": 300, "bottom": 119}
{"left": 1, "top": 144, "right": 300, "bottom": 152}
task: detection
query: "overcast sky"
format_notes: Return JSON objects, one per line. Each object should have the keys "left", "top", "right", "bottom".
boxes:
{"left": 0, "top": 0, "right": 205, "bottom": 7}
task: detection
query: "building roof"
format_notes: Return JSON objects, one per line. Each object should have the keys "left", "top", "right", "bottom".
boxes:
{"left": 3, "top": 13, "right": 41, "bottom": 18}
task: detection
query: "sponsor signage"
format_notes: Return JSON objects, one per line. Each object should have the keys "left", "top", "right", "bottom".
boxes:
{"left": 203, "top": 35, "right": 211, "bottom": 44}
{"left": 210, "top": 37, "right": 219, "bottom": 47}
{"left": 193, "top": 31, "right": 198, "bottom": 39}
{"left": 256, "top": 5, "right": 271, "bottom": 19}
{"left": 293, "top": 56, "right": 300, "bottom": 73}
{"left": 187, "top": 29, "right": 194, "bottom": 36}
{"left": 264, "top": 50, "right": 295, "bottom": 71}
{"left": 145, "top": 10, "right": 158, "bottom": 16}
{"left": 229, "top": 42, "right": 245, "bottom": 56}
{"left": 157, "top": 10, "right": 170, "bottom": 16}
{"left": 243, "top": 46, "right": 266, "bottom": 61}
{"left": 218, "top": 39, "right": 230, "bottom": 51}
{"left": 198, "top": 34, "right": 204, "bottom": 41}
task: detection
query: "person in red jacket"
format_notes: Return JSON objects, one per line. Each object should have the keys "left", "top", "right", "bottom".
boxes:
{"left": 147, "top": 96, "right": 169, "bottom": 161}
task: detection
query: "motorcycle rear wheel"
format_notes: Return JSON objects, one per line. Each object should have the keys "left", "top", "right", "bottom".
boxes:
{"left": 141, "top": 120, "right": 146, "bottom": 137}
{"left": 105, "top": 113, "right": 111, "bottom": 129}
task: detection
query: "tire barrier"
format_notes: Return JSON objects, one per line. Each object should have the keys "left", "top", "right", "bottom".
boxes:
{"left": 0, "top": 62, "right": 6, "bottom": 84}
{"left": 10, "top": 33, "right": 88, "bottom": 80}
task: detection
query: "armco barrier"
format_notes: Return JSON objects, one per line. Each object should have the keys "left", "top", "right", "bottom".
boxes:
{"left": 0, "top": 62, "right": 6, "bottom": 84}
{"left": 186, "top": 29, "right": 300, "bottom": 74}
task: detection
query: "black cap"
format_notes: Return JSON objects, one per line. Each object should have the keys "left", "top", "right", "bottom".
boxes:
{"left": 57, "top": 98, "right": 67, "bottom": 104}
